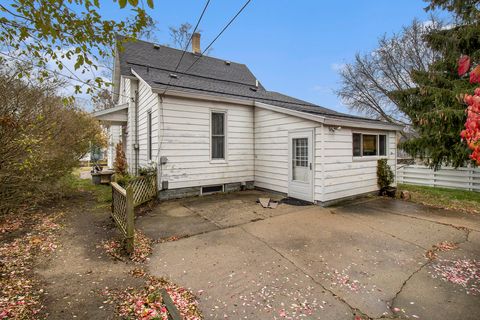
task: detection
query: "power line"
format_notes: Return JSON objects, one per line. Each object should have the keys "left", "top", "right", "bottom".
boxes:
{"left": 161, "top": 0, "right": 211, "bottom": 95}
{"left": 179, "top": 0, "right": 252, "bottom": 78}
{"left": 173, "top": 0, "right": 211, "bottom": 72}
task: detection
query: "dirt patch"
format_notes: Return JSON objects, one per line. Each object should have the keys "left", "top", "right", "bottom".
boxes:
{"left": 34, "top": 192, "right": 145, "bottom": 319}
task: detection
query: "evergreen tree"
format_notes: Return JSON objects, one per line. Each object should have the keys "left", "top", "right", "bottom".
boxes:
{"left": 393, "top": 0, "right": 480, "bottom": 168}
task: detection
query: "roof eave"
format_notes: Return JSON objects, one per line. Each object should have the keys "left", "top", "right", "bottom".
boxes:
{"left": 131, "top": 69, "right": 402, "bottom": 131}
{"left": 91, "top": 103, "right": 128, "bottom": 122}
{"left": 323, "top": 117, "right": 403, "bottom": 131}
{"left": 254, "top": 101, "right": 326, "bottom": 123}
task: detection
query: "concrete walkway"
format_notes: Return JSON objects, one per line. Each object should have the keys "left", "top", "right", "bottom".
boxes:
{"left": 142, "top": 194, "right": 480, "bottom": 319}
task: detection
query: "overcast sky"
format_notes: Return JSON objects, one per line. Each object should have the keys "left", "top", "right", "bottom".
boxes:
{"left": 83, "top": 0, "right": 449, "bottom": 114}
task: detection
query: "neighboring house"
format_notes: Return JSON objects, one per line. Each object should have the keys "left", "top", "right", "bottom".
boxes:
{"left": 93, "top": 34, "right": 402, "bottom": 205}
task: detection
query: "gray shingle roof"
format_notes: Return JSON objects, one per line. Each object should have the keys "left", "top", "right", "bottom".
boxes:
{"left": 117, "top": 38, "right": 391, "bottom": 124}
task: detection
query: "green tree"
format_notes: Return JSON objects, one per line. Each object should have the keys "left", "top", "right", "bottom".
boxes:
{"left": 392, "top": 1, "right": 480, "bottom": 168}
{"left": 0, "top": 0, "right": 154, "bottom": 93}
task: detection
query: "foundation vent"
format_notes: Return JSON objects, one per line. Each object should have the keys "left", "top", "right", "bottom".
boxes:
{"left": 201, "top": 185, "right": 223, "bottom": 195}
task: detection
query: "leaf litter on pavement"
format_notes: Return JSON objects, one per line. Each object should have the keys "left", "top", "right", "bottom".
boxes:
{"left": 102, "top": 268, "right": 203, "bottom": 320}
{"left": 0, "top": 211, "right": 63, "bottom": 319}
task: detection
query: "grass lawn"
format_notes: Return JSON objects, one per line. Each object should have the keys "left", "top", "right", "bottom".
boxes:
{"left": 398, "top": 183, "right": 480, "bottom": 214}
{"left": 67, "top": 169, "right": 112, "bottom": 207}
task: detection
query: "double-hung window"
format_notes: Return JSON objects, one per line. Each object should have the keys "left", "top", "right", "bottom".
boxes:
{"left": 211, "top": 112, "right": 226, "bottom": 160}
{"left": 353, "top": 133, "right": 387, "bottom": 157}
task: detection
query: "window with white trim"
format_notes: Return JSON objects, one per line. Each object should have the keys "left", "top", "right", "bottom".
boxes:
{"left": 353, "top": 133, "right": 387, "bottom": 157}
{"left": 211, "top": 112, "right": 225, "bottom": 159}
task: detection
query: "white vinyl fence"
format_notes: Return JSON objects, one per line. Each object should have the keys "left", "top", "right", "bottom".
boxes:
{"left": 397, "top": 165, "right": 480, "bottom": 192}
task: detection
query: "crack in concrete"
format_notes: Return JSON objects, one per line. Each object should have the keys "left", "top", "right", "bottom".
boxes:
{"left": 386, "top": 221, "right": 471, "bottom": 313}
{"left": 238, "top": 225, "right": 372, "bottom": 320}
{"left": 338, "top": 213, "right": 429, "bottom": 251}
{"left": 388, "top": 258, "right": 431, "bottom": 310}
{"left": 354, "top": 205, "right": 478, "bottom": 233}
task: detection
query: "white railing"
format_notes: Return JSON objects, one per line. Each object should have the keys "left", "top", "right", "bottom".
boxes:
{"left": 397, "top": 165, "right": 480, "bottom": 192}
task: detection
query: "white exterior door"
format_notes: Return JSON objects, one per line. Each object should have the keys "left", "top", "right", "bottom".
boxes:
{"left": 288, "top": 130, "right": 314, "bottom": 202}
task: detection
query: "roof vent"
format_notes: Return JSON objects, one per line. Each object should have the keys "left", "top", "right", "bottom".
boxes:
{"left": 225, "top": 60, "right": 231, "bottom": 65}
{"left": 153, "top": 44, "right": 160, "bottom": 49}
{"left": 255, "top": 79, "right": 259, "bottom": 88}
{"left": 169, "top": 73, "right": 178, "bottom": 79}
{"left": 249, "top": 87, "right": 258, "bottom": 92}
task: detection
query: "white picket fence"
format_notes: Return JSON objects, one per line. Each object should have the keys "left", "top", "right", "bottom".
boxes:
{"left": 397, "top": 165, "right": 480, "bottom": 192}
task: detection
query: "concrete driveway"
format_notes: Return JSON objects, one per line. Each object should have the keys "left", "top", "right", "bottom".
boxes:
{"left": 139, "top": 191, "right": 480, "bottom": 320}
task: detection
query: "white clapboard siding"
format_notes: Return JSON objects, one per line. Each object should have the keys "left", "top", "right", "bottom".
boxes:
{"left": 397, "top": 165, "right": 480, "bottom": 191}
{"left": 159, "top": 96, "right": 254, "bottom": 187}
{"left": 322, "top": 127, "right": 397, "bottom": 202}
{"left": 137, "top": 79, "right": 159, "bottom": 167}
{"left": 254, "top": 108, "right": 323, "bottom": 201}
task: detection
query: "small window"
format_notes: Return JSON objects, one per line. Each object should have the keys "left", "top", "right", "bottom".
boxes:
{"left": 352, "top": 133, "right": 388, "bottom": 157}
{"left": 211, "top": 112, "right": 225, "bottom": 159}
{"left": 379, "top": 135, "right": 387, "bottom": 156}
{"left": 353, "top": 133, "right": 361, "bottom": 157}
{"left": 147, "top": 111, "right": 152, "bottom": 160}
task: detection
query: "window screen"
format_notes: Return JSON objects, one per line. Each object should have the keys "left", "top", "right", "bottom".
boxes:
{"left": 379, "top": 135, "right": 387, "bottom": 156}
{"left": 147, "top": 111, "right": 152, "bottom": 160}
{"left": 353, "top": 133, "right": 361, "bottom": 156}
{"left": 211, "top": 112, "right": 225, "bottom": 159}
{"left": 362, "top": 134, "right": 377, "bottom": 156}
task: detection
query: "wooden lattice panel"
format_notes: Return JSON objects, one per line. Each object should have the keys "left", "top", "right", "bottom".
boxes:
{"left": 111, "top": 182, "right": 128, "bottom": 236}
{"left": 129, "top": 174, "right": 157, "bottom": 206}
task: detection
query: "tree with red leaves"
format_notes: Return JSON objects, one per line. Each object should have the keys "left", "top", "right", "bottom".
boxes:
{"left": 458, "top": 56, "right": 480, "bottom": 164}
{"left": 392, "top": 0, "right": 480, "bottom": 169}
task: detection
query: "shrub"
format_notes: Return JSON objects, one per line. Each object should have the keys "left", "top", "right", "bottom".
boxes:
{"left": 377, "top": 159, "right": 394, "bottom": 190}
{"left": 138, "top": 164, "right": 156, "bottom": 176}
{"left": 113, "top": 142, "right": 128, "bottom": 175}
{"left": 0, "top": 63, "right": 106, "bottom": 214}
{"left": 116, "top": 174, "right": 133, "bottom": 188}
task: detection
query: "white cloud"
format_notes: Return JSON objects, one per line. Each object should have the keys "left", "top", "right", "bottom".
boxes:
{"left": 330, "top": 62, "right": 346, "bottom": 72}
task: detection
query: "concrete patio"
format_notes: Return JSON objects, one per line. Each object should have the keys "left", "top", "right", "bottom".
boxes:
{"left": 138, "top": 191, "right": 480, "bottom": 319}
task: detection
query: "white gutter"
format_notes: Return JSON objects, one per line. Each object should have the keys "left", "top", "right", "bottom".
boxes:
{"left": 322, "top": 117, "right": 403, "bottom": 131}
{"left": 131, "top": 68, "right": 402, "bottom": 132}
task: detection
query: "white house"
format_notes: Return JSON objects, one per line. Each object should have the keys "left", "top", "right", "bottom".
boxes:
{"left": 94, "top": 34, "right": 402, "bottom": 205}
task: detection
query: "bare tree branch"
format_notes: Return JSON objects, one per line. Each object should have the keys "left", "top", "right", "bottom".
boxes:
{"left": 336, "top": 17, "right": 444, "bottom": 126}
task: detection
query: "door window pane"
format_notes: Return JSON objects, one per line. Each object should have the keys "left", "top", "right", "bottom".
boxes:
{"left": 212, "top": 112, "right": 225, "bottom": 159}
{"left": 379, "top": 135, "right": 387, "bottom": 156}
{"left": 362, "top": 135, "right": 377, "bottom": 156}
{"left": 353, "top": 133, "right": 361, "bottom": 156}
{"left": 293, "top": 138, "right": 308, "bottom": 181}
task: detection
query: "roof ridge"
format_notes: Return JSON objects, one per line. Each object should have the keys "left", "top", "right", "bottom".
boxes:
{"left": 129, "top": 62, "right": 260, "bottom": 88}
{"left": 118, "top": 36, "right": 248, "bottom": 68}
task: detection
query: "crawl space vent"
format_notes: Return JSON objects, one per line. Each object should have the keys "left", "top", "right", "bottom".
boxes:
{"left": 202, "top": 185, "right": 223, "bottom": 194}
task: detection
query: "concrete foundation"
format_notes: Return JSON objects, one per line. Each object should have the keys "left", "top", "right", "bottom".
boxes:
{"left": 158, "top": 181, "right": 255, "bottom": 201}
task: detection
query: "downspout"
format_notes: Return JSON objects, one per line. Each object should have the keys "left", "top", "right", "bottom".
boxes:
{"left": 134, "top": 89, "right": 139, "bottom": 175}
